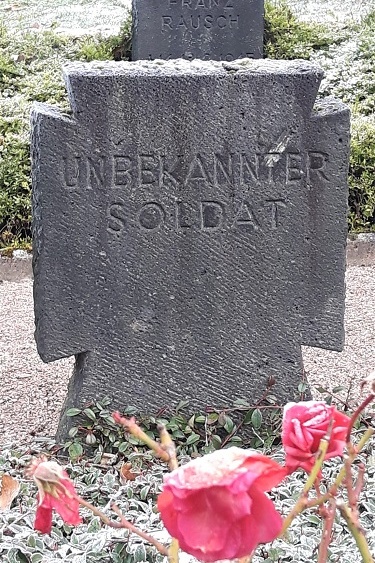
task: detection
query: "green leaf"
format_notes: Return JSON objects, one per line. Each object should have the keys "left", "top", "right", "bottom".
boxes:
{"left": 27, "top": 535, "right": 36, "bottom": 548}
{"left": 233, "top": 398, "right": 250, "bottom": 408}
{"left": 118, "top": 441, "right": 130, "bottom": 453}
{"left": 187, "top": 414, "right": 195, "bottom": 428}
{"left": 68, "top": 426, "right": 79, "bottom": 438}
{"left": 243, "top": 409, "right": 254, "bottom": 424}
{"left": 68, "top": 442, "right": 83, "bottom": 461}
{"left": 227, "top": 435, "right": 243, "bottom": 444}
{"left": 251, "top": 408, "right": 263, "bottom": 430}
{"left": 134, "top": 544, "right": 147, "bottom": 562}
{"left": 186, "top": 433, "right": 200, "bottom": 445}
{"left": 223, "top": 415, "right": 234, "bottom": 434}
{"left": 195, "top": 415, "right": 206, "bottom": 423}
{"left": 332, "top": 386, "right": 346, "bottom": 393}
{"left": 211, "top": 435, "right": 222, "bottom": 449}
{"left": 66, "top": 408, "right": 82, "bottom": 417}
{"left": 171, "top": 430, "right": 185, "bottom": 439}
{"left": 140, "top": 485, "right": 151, "bottom": 500}
{"left": 124, "top": 405, "right": 138, "bottom": 415}
{"left": 31, "top": 554, "right": 44, "bottom": 563}
{"left": 176, "top": 399, "right": 190, "bottom": 411}
{"left": 218, "top": 412, "right": 226, "bottom": 426}
{"left": 207, "top": 413, "right": 218, "bottom": 424}
{"left": 83, "top": 408, "right": 97, "bottom": 421}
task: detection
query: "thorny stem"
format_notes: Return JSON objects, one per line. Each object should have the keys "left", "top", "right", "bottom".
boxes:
{"left": 317, "top": 499, "right": 336, "bottom": 563}
{"left": 76, "top": 497, "right": 169, "bottom": 555}
{"left": 111, "top": 504, "right": 169, "bottom": 556}
{"left": 77, "top": 497, "right": 122, "bottom": 527}
{"left": 354, "top": 463, "right": 366, "bottom": 500}
{"left": 345, "top": 455, "right": 358, "bottom": 520}
{"left": 329, "top": 429, "right": 374, "bottom": 498}
{"left": 337, "top": 501, "right": 374, "bottom": 563}
{"left": 304, "top": 428, "right": 374, "bottom": 511}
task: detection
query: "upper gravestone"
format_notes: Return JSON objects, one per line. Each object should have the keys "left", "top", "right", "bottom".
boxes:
{"left": 31, "top": 59, "right": 350, "bottom": 438}
{"left": 131, "top": 0, "right": 264, "bottom": 61}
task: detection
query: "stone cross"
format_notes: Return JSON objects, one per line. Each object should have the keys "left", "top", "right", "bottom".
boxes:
{"left": 131, "top": 0, "right": 264, "bottom": 61}
{"left": 31, "top": 59, "right": 349, "bottom": 437}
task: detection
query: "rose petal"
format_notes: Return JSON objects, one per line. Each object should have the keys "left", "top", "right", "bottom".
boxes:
{"left": 39, "top": 479, "right": 81, "bottom": 526}
{"left": 247, "top": 485, "right": 283, "bottom": 544}
{"left": 34, "top": 503, "right": 53, "bottom": 534}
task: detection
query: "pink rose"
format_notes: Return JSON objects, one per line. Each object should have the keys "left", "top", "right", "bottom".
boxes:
{"left": 282, "top": 401, "right": 351, "bottom": 473}
{"left": 157, "top": 447, "right": 287, "bottom": 562}
{"left": 26, "top": 457, "right": 82, "bottom": 534}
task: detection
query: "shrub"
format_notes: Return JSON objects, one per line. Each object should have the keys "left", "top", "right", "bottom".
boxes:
{"left": 349, "top": 116, "right": 375, "bottom": 231}
{"left": 264, "top": 0, "right": 336, "bottom": 60}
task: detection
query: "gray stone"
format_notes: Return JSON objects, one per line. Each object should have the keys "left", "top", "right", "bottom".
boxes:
{"left": 30, "top": 59, "right": 349, "bottom": 438}
{"left": 131, "top": 0, "right": 263, "bottom": 61}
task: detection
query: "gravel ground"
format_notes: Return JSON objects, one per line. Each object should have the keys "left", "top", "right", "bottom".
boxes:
{"left": 0, "top": 266, "right": 374, "bottom": 446}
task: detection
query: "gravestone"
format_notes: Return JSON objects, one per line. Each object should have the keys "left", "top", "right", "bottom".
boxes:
{"left": 131, "top": 0, "right": 264, "bottom": 61}
{"left": 31, "top": 59, "right": 350, "bottom": 438}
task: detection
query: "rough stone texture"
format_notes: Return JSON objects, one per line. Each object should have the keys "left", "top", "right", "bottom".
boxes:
{"left": 30, "top": 59, "right": 350, "bottom": 438}
{"left": 131, "top": 0, "right": 263, "bottom": 61}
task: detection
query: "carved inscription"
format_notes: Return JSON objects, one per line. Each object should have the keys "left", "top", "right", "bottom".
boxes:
{"left": 106, "top": 198, "right": 287, "bottom": 235}
{"left": 60, "top": 150, "right": 330, "bottom": 238}
{"left": 61, "top": 151, "right": 330, "bottom": 191}
{"left": 132, "top": 0, "right": 263, "bottom": 61}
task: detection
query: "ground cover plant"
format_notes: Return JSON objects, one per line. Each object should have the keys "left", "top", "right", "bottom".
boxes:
{"left": 1, "top": 1, "right": 375, "bottom": 250}
{"left": 0, "top": 382, "right": 374, "bottom": 562}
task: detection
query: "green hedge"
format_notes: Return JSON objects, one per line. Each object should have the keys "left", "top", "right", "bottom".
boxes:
{"left": 0, "top": 4, "right": 374, "bottom": 250}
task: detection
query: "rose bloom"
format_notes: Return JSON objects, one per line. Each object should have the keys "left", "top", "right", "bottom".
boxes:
{"left": 157, "top": 447, "right": 287, "bottom": 562}
{"left": 25, "top": 456, "right": 82, "bottom": 534}
{"left": 282, "top": 401, "right": 351, "bottom": 473}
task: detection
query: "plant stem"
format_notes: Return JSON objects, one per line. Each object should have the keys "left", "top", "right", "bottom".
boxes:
{"left": 318, "top": 499, "right": 336, "bottom": 563}
{"left": 337, "top": 501, "right": 374, "bottom": 563}
{"left": 112, "top": 411, "right": 171, "bottom": 463}
{"left": 77, "top": 497, "right": 120, "bottom": 527}
{"left": 168, "top": 539, "right": 180, "bottom": 563}
{"left": 111, "top": 503, "right": 169, "bottom": 556}
{"left": 158, "top": 423, "right": 178, "bottom": 471}
{"left": 76, "top": 497, "right": 169, "bottom": 555}
{"left": 345, "top": 394, "right": 375, "bottom": 444}
{"left": 305, "top": 428, "right": 374, "bottom": 511}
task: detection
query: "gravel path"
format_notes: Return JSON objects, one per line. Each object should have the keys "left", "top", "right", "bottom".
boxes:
{"left": 1, "top": 266, "right": 374, "bottom": 446}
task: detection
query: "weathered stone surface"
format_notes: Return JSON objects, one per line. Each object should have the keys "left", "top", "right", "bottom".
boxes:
{"left": 131, "top": 0, "right": 263, "bottom": 61}
{"left": 30, "top": 59, "right": 349, "bottom": 437}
